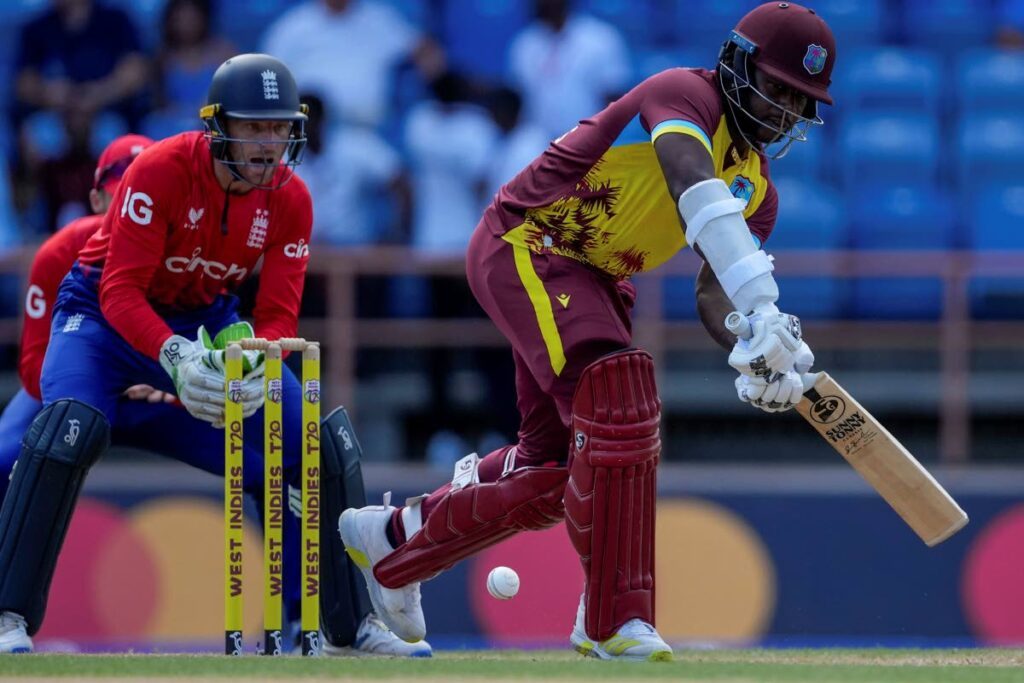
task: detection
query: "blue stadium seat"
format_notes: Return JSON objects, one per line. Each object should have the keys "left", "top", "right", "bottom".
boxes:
{"left": 669, "top": 0, "right": 760, "bottom": 56}
{"left": 769, "top": 179, "right": 847, "bottom": 319}
{"left": 839, "top": 112, "right": 942, "bottom": 190}
{"left": 442, "top": 0, "right": 530, "bottom": 79}
{"left": 849, "top": 184, "right": 956, "bottom": 321}
{"left": 833, "top": 48, "right": 943, "bottom": 115}
{"left": 902, "top": 0, "right": 994, "bottom": 52}
{"left": 581, "top": 0, "right": 656, "bottom": 49}
{"left": 810, "top": 0, "right": 887, "bottom": 47}
{"left": 216, "top": 0, "right": 293, "bottom": 53}
{"left": 968, "top": 184, "right": 1024, "bottom": 318}
{"left": 956, "top": 114, "right": 1024, "bottom": 198}
{"left": 632, "top": 47, "right": 709, "bottom": 82}
{"left": 956, "top": 49, "right": 1024, "bottom": 114}
{"left": 90, "top": 111, "right": 129, "bottom": 159}
{"left": 769, "top": 129, "right": 827, "bottom": 184}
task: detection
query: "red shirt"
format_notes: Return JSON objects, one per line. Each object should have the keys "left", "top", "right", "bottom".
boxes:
{"left": 79, "top": 132, "right": 314, "bottom": 359}
{"left": 19, "top": 215, "right": 103, "bottom": 399}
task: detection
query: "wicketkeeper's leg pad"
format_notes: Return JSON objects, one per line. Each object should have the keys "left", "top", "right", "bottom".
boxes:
{"left": 318, "top": 406, "right": 373, "bottom": 646}
{"left": 373, "top": 446, "right": 568, "bottom": 589}
{"left": 564, "top": 349, "right": 661, "bottom": 642}
{"left": 0, "top": 399, "right": 110, "bottom": 634}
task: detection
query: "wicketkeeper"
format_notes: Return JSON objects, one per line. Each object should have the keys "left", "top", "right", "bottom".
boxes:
{"left": 0, "top": 54, "right": 429, "bottom": 658}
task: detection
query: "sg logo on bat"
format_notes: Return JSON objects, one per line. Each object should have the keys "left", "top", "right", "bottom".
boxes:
{"left": 810, "top": 395, "right": 846, "bottom": 424}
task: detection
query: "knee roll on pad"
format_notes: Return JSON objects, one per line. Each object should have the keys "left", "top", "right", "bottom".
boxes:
{"left": 319, "top": 406, "right": 372, "bottom": 645}
{"left": 373, "top": 451, "right": 568, "bottom": 589}
{"left": 0, "top": 399, "right": 110, "bottom": 634}
{"left": 564, "top": 349, "right": 661, "bottom": 642}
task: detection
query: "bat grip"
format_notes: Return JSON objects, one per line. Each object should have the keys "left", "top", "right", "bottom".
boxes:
{"left": 724, "top": 311, "right": 752, "bottom": 340}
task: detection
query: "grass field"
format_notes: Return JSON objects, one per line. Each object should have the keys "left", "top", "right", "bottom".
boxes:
{"left": 1, "top": 649, "right": 1023, "bottom": 682}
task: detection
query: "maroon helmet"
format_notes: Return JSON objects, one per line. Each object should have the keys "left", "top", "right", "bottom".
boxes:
{"left": 718, "top": 2, "right": 837, "bottom": 158}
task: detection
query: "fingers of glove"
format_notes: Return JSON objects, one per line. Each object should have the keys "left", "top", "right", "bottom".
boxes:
{"left": 793, "top": 340, "right": 815, "bottom": 374}
{"left": 182, "top": 398, "right": 224, "bottom": 423}
{"left": 729, "top": 333, "right": 795, "bottom": 379}
{"left": 750, "top": 372, "right": 803, "bottom": 412}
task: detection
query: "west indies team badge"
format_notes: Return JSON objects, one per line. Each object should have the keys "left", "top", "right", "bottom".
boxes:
{"left": 803, "top": 44, "right": 827, "bottom": 75}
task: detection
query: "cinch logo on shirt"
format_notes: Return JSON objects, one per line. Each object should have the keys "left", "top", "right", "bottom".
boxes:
{"left": 284, "top": 239, "right": 309, "bottom": 259}
{"left": 25, "top": 284, "right": 45, "bottom": 319}
{"left": 121, "top": 187, "right": 154, "bottom": 226}
{"left": 165, "top": 247, "right": 248, "bottom": 281}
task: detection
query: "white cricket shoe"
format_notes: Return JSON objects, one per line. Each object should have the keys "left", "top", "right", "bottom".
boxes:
{"left": 323, "top": 613, "right": 432, "bottom": 658}
{"left": 338, "top": 502, "right": 426, "bottom": 643}
{"left": 0, "top": 612, "right": 32, "bottom": 653}
{"left": 569, "top": 595, "right": 672, "bottom": 662}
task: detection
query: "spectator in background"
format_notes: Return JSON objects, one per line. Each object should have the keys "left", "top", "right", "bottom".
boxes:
{"left": 404, "top": 71, "right": 498, "bottom": 252}
{"left": 149, "top": 0, "right": 236, "bottom": 136}
{"left": 300, "top": 92, "right": 410, "bottom": 245}
{"left": 13, "top": 0, "right": 148, "bottom": 128}
{"left": 508, "top": 0, "right": 631, "bottom": 139}
{"left": 261, "top": 0, "right": 445, "bottom": 128}
{"left": 34, "top": 103, "right": 96, "bottom": 231}
{"left": 484, "top": 85, "right": 551, "bottom": 200}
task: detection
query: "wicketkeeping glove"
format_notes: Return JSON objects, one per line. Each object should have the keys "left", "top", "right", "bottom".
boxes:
{"left": 198, "top": 322, "right": 266, "bottom": 420}
{"left": 159, "top": 334, "right": 226, "bottom": 424}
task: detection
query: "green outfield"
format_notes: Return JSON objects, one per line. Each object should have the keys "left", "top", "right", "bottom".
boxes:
{"left": 0, "top": 649, "right": 1023, "bottom": 682}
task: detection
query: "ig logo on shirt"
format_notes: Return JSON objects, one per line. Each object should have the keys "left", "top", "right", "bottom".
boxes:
{"left": 121, "top": 187, "right": 154, "bottom": 226}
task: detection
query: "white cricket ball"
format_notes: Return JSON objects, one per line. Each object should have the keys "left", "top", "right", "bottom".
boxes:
{"left": 486, "top": 566, "right": 520, "bottom": 600}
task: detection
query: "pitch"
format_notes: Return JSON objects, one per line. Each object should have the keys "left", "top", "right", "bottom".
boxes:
{"left": 1, "top": 649, "right": 1022, "bottom": 682}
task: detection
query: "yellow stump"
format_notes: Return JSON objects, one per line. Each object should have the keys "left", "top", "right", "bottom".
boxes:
{"left": 301, "top": 343, "right": 321, "bottom": 656}
{"left": 224, "top": 344, "right": 245, "bottom": 655}
{"left": 263, "top": 343, "right": 284, "bottom": 655}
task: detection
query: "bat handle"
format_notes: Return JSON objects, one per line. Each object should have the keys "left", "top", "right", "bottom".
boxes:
{"left": 724, "top": 311, "right": 752, "bottom": 340}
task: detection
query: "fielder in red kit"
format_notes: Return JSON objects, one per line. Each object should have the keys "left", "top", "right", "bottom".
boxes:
{"left": 0, "top": 54, "right": 430, "bottom": 658}
{"left": 341, "top": 2, "right": 835, "bottom": 660}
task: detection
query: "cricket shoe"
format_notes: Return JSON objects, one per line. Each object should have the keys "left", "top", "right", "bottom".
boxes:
{"left": 338, "top": 499, "right": 426, "bottom": 643}
{"left": 323, "top": 613, "right": 432, "bottom": 657}
{"left": 569, "top": 595, "right": 672, "bottom": 662}
{"left": 0, "top": 612, "right": 32, "bottom": 653}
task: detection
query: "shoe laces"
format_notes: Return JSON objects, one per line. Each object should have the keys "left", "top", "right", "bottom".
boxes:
{"left": 0, "top": 612, "right": 26, "bottom": 631}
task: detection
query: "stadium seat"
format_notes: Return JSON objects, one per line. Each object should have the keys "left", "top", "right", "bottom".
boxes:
{"left": 902, "top": 0, "right": 994, "bottom": 52}
{"left": 968, "top": 185, "right": 1024, "bottom": 319}
{"left": 632, "top": 47, "right": 709, "bottom": 82}
{"left": 810, "top": 0, "right": 887, "bottom": 47}
{"left": 90, "top": 112, "right": 129, "bottom": 159}
{"left": 442, "top": 0, "right": 530, "bottom": 79}
{"left": 581, "top": 0, "right": 656, "bottom": 49}
{"left": 956, "top": 49, "right": 1024, "bottom": 114}
{"left": 769, "top": 179, "right": 848, "bottom": 319}
{"left": 669, "top": 0, "right": 761, "bottom": 56}
{"left": 956, "top": 114, "right": 1024, "bottom": 198}
{"left": 839, "top": 112, "right": 942, "bottom": 190}
{"left": 833, "top": 48, "right": 943, "bottom": 116}
{"left": 848, "top": 184, "right": 956, "bottom": 321}
{"left": 769, "top": 129, "right": 827, "bottom": 184}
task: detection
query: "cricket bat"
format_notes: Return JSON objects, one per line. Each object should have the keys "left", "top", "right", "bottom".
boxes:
{"left": 726, "top": 312, "right": 969, "bottom": 546}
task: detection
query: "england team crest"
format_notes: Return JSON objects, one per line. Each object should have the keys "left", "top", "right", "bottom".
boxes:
{"left": 803, "top": 44, "right": 827, "bottom": 75}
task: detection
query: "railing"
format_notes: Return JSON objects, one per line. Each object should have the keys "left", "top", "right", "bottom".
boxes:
{"left": 2, "top": 246, "right": 1023, "bottom": 462}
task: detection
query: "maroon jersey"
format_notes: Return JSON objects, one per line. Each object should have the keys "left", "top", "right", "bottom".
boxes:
{"left": 492, "top": 68, "right": 778, "bottom": 279}
{"left": 20, "top": 215, "right": 102, "bottom": 399}
{"left": 79, "top": 132, "right": 313, "bottom": 359}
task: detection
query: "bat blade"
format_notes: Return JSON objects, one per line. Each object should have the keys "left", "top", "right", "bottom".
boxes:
{"left": 796, "top": 373, "right": 969, "bottom": 546}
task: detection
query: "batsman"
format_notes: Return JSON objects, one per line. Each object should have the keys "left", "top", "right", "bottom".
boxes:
{"left": 0, "top": 53, "right": 428, "bottom": 657}
{"left": 341, "top": 2, "right": 835, "bottom": 660}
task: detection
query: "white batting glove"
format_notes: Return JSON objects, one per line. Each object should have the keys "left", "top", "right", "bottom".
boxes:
{"left": 159, "top": 334, "right": 226, "bottom": 424}
{"left": 735, "top": 371, "right": 805, "bottom": 413}
{"left": 728, "top": 306, "right": 807, "bottom": 380}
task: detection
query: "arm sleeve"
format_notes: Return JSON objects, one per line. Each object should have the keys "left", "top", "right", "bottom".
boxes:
{"left": 746, "top": 182, "right": 778, "bottom": 247}
{"left": 18, "top": 220, "right": 97, "bottom": 398}
{"left": 98, "top": 157, "right": 177, "bottom": 360}
{"left": 18, "top": 245, "right": 61, "bottom": 399}
{"left": 641, "top": 69, "right": 720, "bottom": 156}
{"left": 253, "top": 185, "right": 313, "bottom": 342}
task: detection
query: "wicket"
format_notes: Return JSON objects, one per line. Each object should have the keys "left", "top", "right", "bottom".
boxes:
{"left": 224, "top": 338, "right": 321, "bottom": 656}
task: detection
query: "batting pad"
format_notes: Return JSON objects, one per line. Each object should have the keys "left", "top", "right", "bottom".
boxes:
{"left": 564, "top": 349, "right": 661, "bottom": 642}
